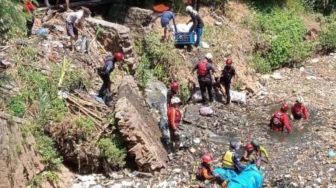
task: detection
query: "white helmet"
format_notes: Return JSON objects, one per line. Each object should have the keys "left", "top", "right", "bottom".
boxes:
{"left": 171, "top": 96, "right": 181, "bottom": 104}
{"left": 205, "top": 53, "right": 213, "bottom": 60}
{"left": 296, "top": 96, "right": 304, "bottom": 103}
{"left": 186, "top": 5, "right": 193, "bottom": 13}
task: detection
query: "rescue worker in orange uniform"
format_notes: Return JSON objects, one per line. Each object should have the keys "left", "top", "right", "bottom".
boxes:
{"left": 167, "top": 97, "right": 182, "bottom": 149}
{"left": 269, "top": 104, "right": 292, "bottom": 133}
{"left": 291, "top": 96, "right": 309, "bottom": 120}
{"left": 196, "top": 154, "right": 215, "bottom": 181}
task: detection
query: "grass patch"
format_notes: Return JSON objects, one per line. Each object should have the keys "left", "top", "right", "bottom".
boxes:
{"left": 8, "top": 94, "right": 26, "bottom": 117}
{"left": 135, "top": 32, "right": 182, "bottom": 89}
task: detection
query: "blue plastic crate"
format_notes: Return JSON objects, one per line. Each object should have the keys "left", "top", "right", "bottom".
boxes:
{"left": 174, "top": 32, "right": 195, "bottom": 45}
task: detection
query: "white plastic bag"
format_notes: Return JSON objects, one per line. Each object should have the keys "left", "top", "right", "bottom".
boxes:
{"left": 230, "top": 90, "right": 247, "bottom": 104}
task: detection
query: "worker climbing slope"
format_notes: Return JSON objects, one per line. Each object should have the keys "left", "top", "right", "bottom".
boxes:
{"left": 167, "top": 97, "right": 182, "bottom": 151}
{"left": 192, "top": 53, "right": 215, "bottom": 104}
{"left": 23, "top": 0, "right": 38, "bottom": 37}
{"left": 66, "top": 7, "right": 91, "bottom": 51}
{"left": 152, "top": 9, "right": 176, "bottom": 42}
{"left": 269, "top": 103, "right": 292, "bottom": 133}
{"left": 97, "top": 52, "right": 124, "bottom": 106}
{"left": 186, "top": 6, "right": 204, "bottom": 47}
{"left": 167, "top": 80, "right": 179, "bottom": 105}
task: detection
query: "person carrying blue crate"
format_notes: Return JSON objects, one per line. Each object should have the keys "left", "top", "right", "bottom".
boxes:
{"left": 186, "top": 5, "right": 204, "bottom": 47}
{"left": 192, "top": 53, "right": 215, "bottom": 104}
{"left": 152, "top": 9, "right": 177, "bottom": 42}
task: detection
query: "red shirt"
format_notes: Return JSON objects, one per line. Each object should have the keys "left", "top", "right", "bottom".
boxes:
{"left": 271, "top": 111, "right": 291, "bottom": 133}
{"left": 291, "top": 103, "right": 309, "bottom": 119}
{"left": 167, "top": 106, "right": 181, "bottom": 130}
{"left": 24, "top": 1, "right": 36, "bottom": 13}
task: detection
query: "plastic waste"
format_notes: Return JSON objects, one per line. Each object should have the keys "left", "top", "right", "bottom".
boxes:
{"left": 36, "top": 27, "right": 49, "bottom": 37}
{"left": 328, "top": 150, "right": 336, "bottom": 158}
{"left": 75, "top": 36, "right": 89, "bottom": 53}
{"left": 192, "top": 90, "right": 203, "bottom": 102}
{"left": 200, "top": 106, "right": 214, "bottom": 116}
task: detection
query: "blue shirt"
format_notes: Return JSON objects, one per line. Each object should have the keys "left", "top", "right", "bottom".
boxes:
{"left": 161, "top": 11, "right": 175, "bottom": 25}
{"left": 102, "top": 58, "right": 115, "bottom": 75}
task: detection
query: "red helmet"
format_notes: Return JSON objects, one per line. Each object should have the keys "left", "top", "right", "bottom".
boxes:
{"left": 226, "top": 58, "right": 233, "bottom": 65}
{"left": 245, "top": 144, "right": 254, "bottom": 152}
{"left": 281, "top": 103, "right": 289, "bottom": 112}
{"left": 170, "top": 81, "right": 179, "bottom": 93}
{"left": 201, "top": 154, "right": 213, "bottom": 164}
{"left": 114, "top": 52, "right": 124, "bottom": 61}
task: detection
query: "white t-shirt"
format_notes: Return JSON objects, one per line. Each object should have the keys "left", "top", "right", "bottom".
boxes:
{"left": 66, "top": 10, "right": 84, "bottom": 24}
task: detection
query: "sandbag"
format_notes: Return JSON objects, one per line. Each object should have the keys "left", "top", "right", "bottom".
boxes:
{"left": 230, "top": 90, "right": 247, "bottom": 104}
{"left": 171, "top": 23, "right": 193, "bottom": 33}
{"left": 200, "top": 106, "right": 214, "bottom": 116}
{"left": 192, "top": 90, "right": 203, "bottom": 103}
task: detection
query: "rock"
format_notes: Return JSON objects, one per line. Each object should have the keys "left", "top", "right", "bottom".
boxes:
{"left": 173, "top": 168, "right": 182, "bottom": 173}
{"left": 86, "top": 17, "right": 137, "bottom": 71}
{"left": 300, "top": 67, "right": 305, "bottom": 72}
{"left": 327, "top": 150, "right": 336, "bottom": 158}
{"left": 201, "top": 41, "right": 210, "bottom": 48}
{"left": 145, "top": 78, "right": 168, "bottom": 119}
{"left": 189, "top": 147, "right": 196, "bottom": 153}
{"left": 183, "top": 104, "right": 200, "bottom": 124}
{"left": 271, "top": 72, "right": 284, "bottom": 80}
{"left": 311, "top": 58, "right": 319, "bottom": 64}
{"left": 125, "top": 7, "right": 153, "bottom": 36}
{"left": 115, "top": 76, "right": 168, "bottom": 172}
{"left": 77, "top": 175, "right": 95, "bottom": 182}
{"left": 193, "top": 138, "right": 201, "bottom": 144}
{"left": 215, "top": 21, "right": 223, "bottom": 26}
{"left": 230, "top": 90, "right": 247, "bottom": 104}
{"left": 306, "top": 76, "right": 317, "bottom": 80}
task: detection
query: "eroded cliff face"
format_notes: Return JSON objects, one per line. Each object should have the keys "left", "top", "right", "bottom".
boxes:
{"left": 0, "top": 112, "right": 42, "bottom": 188}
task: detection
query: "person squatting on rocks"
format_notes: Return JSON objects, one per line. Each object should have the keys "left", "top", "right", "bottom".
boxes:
{"left": 241, "top": 139, "right": 269, "bottom": 167}
{"left": 192, "top": 53, "right": 215, "bottom": 104}
{"left": 269, "top": 103, "right": 292, "bottom": 133}
{"left": 196, "top": 154, "right": 227, "bottom": 188}
{"left": 97, "top": 52, "right": 124, "bottom": 105}
{"left": 66, "top": 7, "right": 91, "bottom": 51}
{"left": 152, "top": 9, "right": 176, "bottom": 42}
{"left": 222, "top": 141, "right": 245, "bottom": 173}
{"left": 186, "top": 6, "right": 204, "bottom": 47}
{"left": 167, "top": 97, "right": 182, "bottom": 151}
{"left": 291, "top": 96, "right": 309, "bottom": 120}
{"left": 167, "top": 80, "right": 179, "bottom": 105}
{"left": 220, "top": 57, "right": 236, "bottom": 105}
{"left": 23, "top": 0, "right": 37, "bottom": 37}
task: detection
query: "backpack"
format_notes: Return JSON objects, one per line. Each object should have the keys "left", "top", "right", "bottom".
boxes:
{"left": 272, "top": 112, "right": 282, "bottom": 126}
{"left": 197, "top": 60, "right": 208, "bottom": 76}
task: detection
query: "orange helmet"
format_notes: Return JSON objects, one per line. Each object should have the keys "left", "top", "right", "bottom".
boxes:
{"left": 281, "top": 103, "right": 289, "bottom": 112}
{"left": 114, "top": 52, "right": 124, "bottom": 61}
{"left": 245, "top": 144, "right": 254, "bottom": 152}
{"left": 201, "top": 154, "right": 213, "bottom": 164}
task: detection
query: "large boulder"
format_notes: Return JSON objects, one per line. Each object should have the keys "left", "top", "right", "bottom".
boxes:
{"left": 115, "top": 76, "right": 168, "bottom": 172}
{"left": 86, "top": 17, "right": 137, "bottom": 70}
{"left": 124, "top": 7, "right": 153, "bottom": 36}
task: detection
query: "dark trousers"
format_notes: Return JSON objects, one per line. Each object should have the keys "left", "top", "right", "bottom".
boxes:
{"left": 26, "top": 17, "right": 34, "bottom": 36}
{"left": 199, "top": 79, "right": 213, "bottom": 103}
{"left": 98, "top": 73, "right": 111, "bottom": 98}
{"left": 224, "top": 82, "right": 231, "bottom": 104}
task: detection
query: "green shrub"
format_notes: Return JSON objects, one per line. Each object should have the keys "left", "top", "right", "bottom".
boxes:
{"left": 36, "top": 134, "right": 63, "bottom": 170}
{"left": 253, "top": 9, "right": 313, "bottom": 71}
{"left": 8, "top": 94, "right": 26, "bottom": 117}
{"left": 97, "top": 138, "right": 126, "bottom": 168}
{"left": 74, "top": 116, "right": 95, "bottom": 139}
{"left": 179, "top": 81, "right": 191, "bottom": 104}
{"left": 321, "top": 16, "right": 336, "bottom": 51}
{"left": 251, "top": 54, "right": 272, "bottom": 74}
{"left": 0, "top": 0, "right": 27, "bottom": 41}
